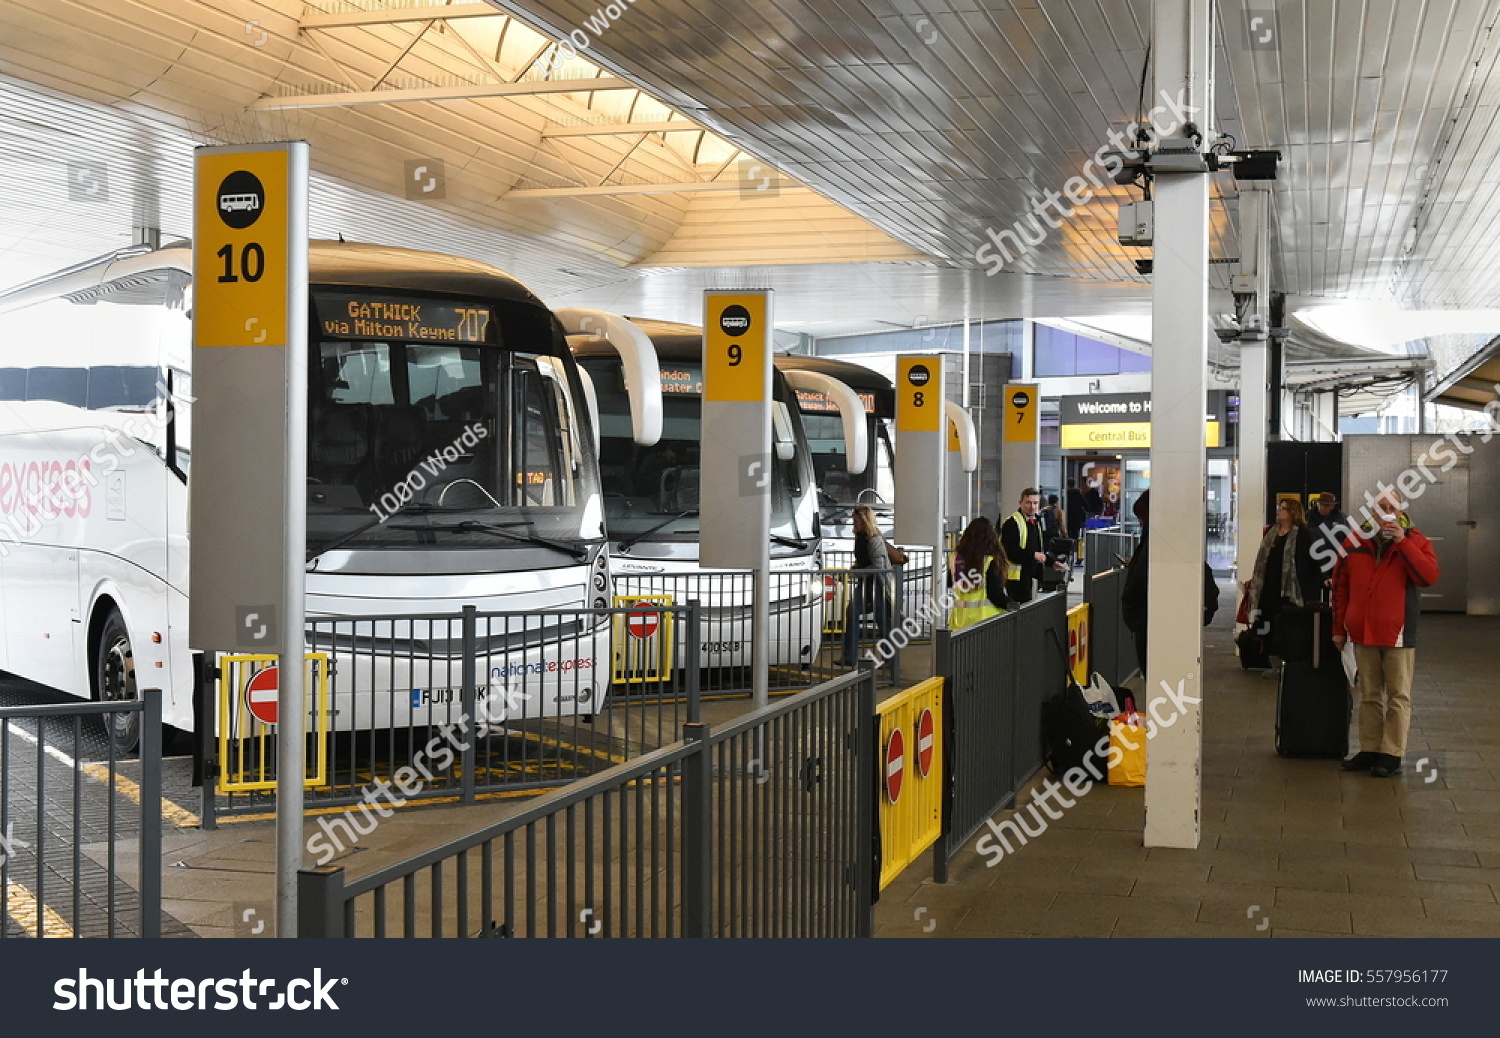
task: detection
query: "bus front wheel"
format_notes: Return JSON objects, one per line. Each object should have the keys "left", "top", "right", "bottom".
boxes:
{"left": 95, "top": 609, "right": 140, "bottom": 755}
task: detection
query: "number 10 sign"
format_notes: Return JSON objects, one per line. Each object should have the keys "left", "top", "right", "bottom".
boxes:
{"left": 193, "top": 142, "right": 306, "bottom": 348}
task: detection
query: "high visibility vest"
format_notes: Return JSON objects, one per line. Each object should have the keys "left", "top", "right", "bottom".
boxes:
{"left": 950, "top": 556, "right": 1002, "bottom": 630}
{"left": 1003, "top": 511, "right": 1033, "bottom": 581}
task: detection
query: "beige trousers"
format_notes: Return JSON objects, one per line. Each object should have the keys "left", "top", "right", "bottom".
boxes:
{"left": 1353, "top": 644, "right": 1416, "bottom": 757}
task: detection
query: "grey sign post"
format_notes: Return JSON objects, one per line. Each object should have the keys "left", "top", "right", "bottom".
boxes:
{"left": 191, "top": 141, "right": 309, "bottom": 935}
{"left": 699, "top": 292, "right": 773, "bottom": 709}
{"left": 894, "top": 356, "right": 948, "bottom": 615}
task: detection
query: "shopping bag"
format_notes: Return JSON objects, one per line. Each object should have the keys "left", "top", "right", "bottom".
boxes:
{"left": 1108, "top": 699, "right": 1147, "bottom": 787}
{"left": 1080, "top": 672, "right": 1122, "bottom": 719}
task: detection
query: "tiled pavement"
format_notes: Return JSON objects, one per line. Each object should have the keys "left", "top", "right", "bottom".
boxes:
{"left": 876, "top": 605, "right": 1500, "bottom": 938}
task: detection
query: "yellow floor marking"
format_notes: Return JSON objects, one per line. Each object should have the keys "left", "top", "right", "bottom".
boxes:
{"left": 216, "top": 784, "right": 557, "bottom": 825}
{"left": 79, "top": 763, "right": 200, "bottom": 829}
{"left": 4, "top": 881, "right": 74, "bottom": 938}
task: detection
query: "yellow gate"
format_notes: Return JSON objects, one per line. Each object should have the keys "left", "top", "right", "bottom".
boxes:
{"left": 877, "top": 677, "right": 944, "bottom": 890}
{"left": 611, "top": 595, "right": 675, "bottom": 683}
{"left": 216, "top": 653, "right": 331, "bottom": 793}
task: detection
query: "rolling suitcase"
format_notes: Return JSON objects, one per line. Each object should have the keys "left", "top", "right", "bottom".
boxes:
{"left": 1275, "top": 606, "right": 1349, "bottom": 758}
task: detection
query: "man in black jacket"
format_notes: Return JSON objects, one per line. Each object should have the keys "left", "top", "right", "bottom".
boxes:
{"left": 1120, "top": 491, "right": 1220, "bottom": 676}
{"left": 999, "top": 488, "right": 1067, "bottom": 604}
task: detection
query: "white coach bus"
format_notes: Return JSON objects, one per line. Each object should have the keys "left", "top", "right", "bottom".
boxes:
{"left": 571, "top": 317, "right": 832, "bottom": 671}
{"left": 0, "top": 240, "right": 612, "bottom": 749}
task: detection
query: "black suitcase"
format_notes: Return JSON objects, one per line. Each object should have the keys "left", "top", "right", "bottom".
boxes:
{"left": 1237, "top": 629, "right": 1272, "bottom": 670}
{"left": 1275, "top": 609, "right": 1349, "bottom": 758}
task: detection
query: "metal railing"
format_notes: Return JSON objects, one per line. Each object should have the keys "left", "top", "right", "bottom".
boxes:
{"left": 298, "top": 668, "right": 877, "bottom": 937}
{"left": 930, "top": 593, "right": 1069, "bottom": 882}
{"left": 0, "top": 690, "right": 162, "bottom": 938}
{"left": 611, "top": 567, "right": 909, "bottom": 695}
{"left": 202, "top": 604, "right": 702, "bottom": 823}
{"left": 1084, "top": 568, "right": 1137, "bottom": 687}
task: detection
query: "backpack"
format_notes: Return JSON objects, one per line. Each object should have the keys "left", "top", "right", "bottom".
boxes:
{"left": 1041, "top": 629, "right": 1109, "bottom": 777}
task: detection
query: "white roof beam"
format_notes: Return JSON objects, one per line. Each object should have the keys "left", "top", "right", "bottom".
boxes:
{"left": 543, "top": 122, "right": 704, "bottom": 138}
{"left": 301, "top": 4, "right": 499, "bottom": 29}
{"left": 251, "top": 78, "right": 628, "bottom": 110}
{"left": 504, "top": 181, "right": 759, "bottom": 198}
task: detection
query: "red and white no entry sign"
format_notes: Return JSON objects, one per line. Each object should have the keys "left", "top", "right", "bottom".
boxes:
{"left": 244, "top": 666, "right": 279, "bottom": 725}
{"left": 916, "top": 708, "right": 936, "bottom": 778}
{"left": 884, "top": 727, "right": 906, "bottom": 803}
{"left": 626, "top": 602, "right": 660, "bottom": 639}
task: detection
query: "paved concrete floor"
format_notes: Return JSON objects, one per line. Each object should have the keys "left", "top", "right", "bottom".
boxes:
{"left": 877, "top": 606, "right": 1500, "bottom": 938}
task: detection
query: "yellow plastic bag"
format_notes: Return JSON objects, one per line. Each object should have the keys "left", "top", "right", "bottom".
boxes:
{"left": 1108, "top": 715, "right": 1147, "bottom": 787}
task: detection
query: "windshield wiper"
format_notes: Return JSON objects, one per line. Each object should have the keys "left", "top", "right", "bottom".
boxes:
{"left": 388, "top": 519, "right": 589, "bottom": 561}
{"left": 770, "top": 534, "right": 809, "bottom": 550}
{"left": 306, "top": 502, "right": 441, "bottom": 562}
{"left": 618, "top": 510, "right": 698, "bottom": 551}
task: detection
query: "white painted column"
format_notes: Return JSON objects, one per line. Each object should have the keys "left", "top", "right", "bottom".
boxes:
{"left": 1235, "top": 185, "right": 1271, "bottom": 593}
{"left": 1144, "top": 0, "right": 1212, "bottom": 850}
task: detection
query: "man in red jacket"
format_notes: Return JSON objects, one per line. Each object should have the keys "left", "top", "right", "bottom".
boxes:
{"left": 1332, "top": 490, "right": 1441, "bottom": 777}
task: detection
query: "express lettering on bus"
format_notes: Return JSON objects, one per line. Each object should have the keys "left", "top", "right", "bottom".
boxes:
{"left": 490, "top": 657, "right": 594, "bottom": 678}
{"left": 0, "top": 458, "right": 93, "bottom": 519}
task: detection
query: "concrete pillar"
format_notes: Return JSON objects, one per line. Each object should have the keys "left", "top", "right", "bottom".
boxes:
{"left": 1143, "top": 0, "right": 1212, "bottom": 850}
{"left": 1235, "top": 185, "right": 1271, "bottom": 596}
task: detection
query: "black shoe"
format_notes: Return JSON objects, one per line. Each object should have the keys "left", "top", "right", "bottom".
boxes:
{"left": 1370, "top": 754, "right": 1403, "bottom": 778}
{"left": 1340, "top": 751, "right": 1378, "bottom": 772}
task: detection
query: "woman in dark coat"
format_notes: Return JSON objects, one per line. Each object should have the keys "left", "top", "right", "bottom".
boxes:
{"left": 1246, "top": 498, "right": 1325, "bottom": 639}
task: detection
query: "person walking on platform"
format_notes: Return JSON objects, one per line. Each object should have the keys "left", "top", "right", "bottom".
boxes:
{"left": 1333, "top": 490, "right": 1440, "bottom": 777}
{"left": 947, "top": 517, "right": 1008, "bottom": 630}
{"left": 1245, "top": 498, "right": 1324, "bottom": 642}
{"left": 1119, "top": 491, "right": 1220, "bottom": 677}
{"left": 999, "top": 488, "right": 1066, "bottom": 605}
{"left": 1307, "top": 492, "right": 1349, "bottom": 579}
{"left": 1065, "top": 479, "right": 1087, "bottom": 544}
{"left": 840, "top": 504, "right": 896, "bottom": 665}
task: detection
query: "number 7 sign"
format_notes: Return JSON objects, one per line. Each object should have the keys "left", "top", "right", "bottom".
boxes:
{"left": 1004, "top": 384, "right": 1037, "bottom": 443}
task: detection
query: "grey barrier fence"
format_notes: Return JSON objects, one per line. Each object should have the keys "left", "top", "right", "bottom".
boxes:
{"left": 0, "top": 690, "right": 162, "bottom": 938}
{"left": 298, "top": 667, "right": 877, "bottom": 938}
{"left": 930, "top": 592, "right": 1069, "bottom": 883}
{"left": 201, "top": 604, "right": 703, "bottom": 824}
{"left": 1084, "top": 568, "right": 1138, "bottom": 687}
{"left": 1082, "top": 528, "right": 1138, "bottom": 585}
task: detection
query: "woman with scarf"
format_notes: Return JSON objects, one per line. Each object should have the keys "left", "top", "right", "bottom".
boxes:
{"left": 1246, "top": 499, "right": 1325, "bottom": 643}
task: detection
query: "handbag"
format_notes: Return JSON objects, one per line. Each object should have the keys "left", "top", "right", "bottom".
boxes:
{"left": 886, "top": 542, "right": 909, "bottom": 566}
{"left": 1235, "top": 580, "right": 1251, "bottom": 625}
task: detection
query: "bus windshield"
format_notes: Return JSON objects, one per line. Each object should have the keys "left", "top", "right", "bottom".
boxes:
{"left": 579, "top": 356, "right": 814, "bottom": 554}
{"left": 307, "top": 293, "right": 598, "bottom": 558}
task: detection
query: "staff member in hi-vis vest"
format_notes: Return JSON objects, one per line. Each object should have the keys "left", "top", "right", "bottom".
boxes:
{"left": 947, "top": 517, "right": 1008, "bottom": 629}
{"left": 1000, "top": 488, "right": 1067, "bottom": 605}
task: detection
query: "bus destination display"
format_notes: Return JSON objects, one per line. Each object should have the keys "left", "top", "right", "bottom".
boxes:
{"left": 318, "top": 293, "right": 492, "bottom": 344}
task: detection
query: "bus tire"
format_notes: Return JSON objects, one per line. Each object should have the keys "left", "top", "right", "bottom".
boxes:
{"left": 94, "top": 608, "right": 140, "bottom": 755}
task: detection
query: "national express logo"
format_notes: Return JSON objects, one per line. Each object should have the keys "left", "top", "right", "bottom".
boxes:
{"left": 0, "top": 459, "right": 93, "bottom": 520}
{"left": 907, "top": 364, "right": 931, "bottom": 387}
